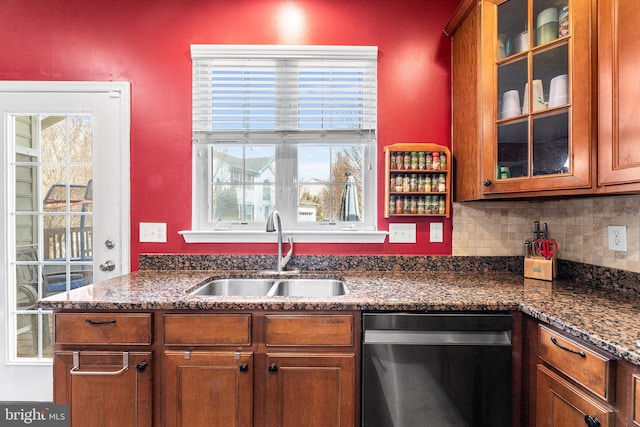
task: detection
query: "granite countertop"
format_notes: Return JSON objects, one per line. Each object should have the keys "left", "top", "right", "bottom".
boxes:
{"left": 38, "top": 269, "right": 640, "bottom": 367}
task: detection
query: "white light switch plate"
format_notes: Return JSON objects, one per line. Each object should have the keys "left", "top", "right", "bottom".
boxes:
{"left": 430, "top": 222, "right": 444, "bottom": 242}
{"left": 388, "top": 223, "right": 416, "bottom": 243}
{"left": 140, "top": 222, "right": 167, "bottom": 243}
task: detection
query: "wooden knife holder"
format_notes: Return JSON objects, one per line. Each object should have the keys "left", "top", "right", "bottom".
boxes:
{"left": 524, "top": 253, "right": 557, "bottom": 281}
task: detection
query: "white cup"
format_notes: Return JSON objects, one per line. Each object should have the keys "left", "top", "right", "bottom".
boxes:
{"left": 548, "top": 74, "right": 568, "bottom": 108}
{"left": 522, "top": 80, "right": 546, "bottom": 113}
{"left": 501, "top": 90, "right": 521, "bottom": 119}
{"left": 512, "top": 31, "right": 529, "bottom": 54}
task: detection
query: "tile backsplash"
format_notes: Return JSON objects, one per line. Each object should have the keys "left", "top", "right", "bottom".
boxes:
{"left": 452, "top": 195, "right": 640, "bottom": 273}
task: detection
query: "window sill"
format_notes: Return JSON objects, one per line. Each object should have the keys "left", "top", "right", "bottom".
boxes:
{"left": 179, "top": 230, "right": 388, "bottom": 244}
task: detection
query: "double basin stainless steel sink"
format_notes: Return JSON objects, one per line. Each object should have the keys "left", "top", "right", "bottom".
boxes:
{"left": 189, "top": 277, "right": 348, "bottom": 298}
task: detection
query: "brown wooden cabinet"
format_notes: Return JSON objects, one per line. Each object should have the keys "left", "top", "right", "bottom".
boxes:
{"left": 162, "top": 311, "right": 359, "bottom": 427}
{"left": 164, "top": 351, "right": 253, "bottom": 427}
{"left": 597, "top": 0, "right": 640, "bottom": 193}
{"left": 447, "top": 0, "right": 597, "bottom": 200}
{"left": 521, "top": 316, "right": 640, "bottom": 427}
{"left": 52, "top": 313, "right": 154, "bottom": 427}
{"left": 537, "top": 365, "right": 615, "bottom": 427}
{"left": 264, "top": 353, "right": 355, "bottom": 427}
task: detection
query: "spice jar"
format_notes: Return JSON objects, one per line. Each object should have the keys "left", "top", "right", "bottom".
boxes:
{"left": 410, "top": 152, "right": 418, "bottom": 170}
{"left": 439, "top": 151, "right": 447, "bottom": 170}
{"left": 402, "top": 174, "right": 410, "bottom": 192}
{"left": 389, "top": 196, "right": 395, "bottom": 216}
{"left": 417, "top": 197, "right": 425, "bottom": 214}
{"left": 402, "top": 196, "right": 411, "bottom": 214}
{"left": 395, "top": 196, "right": 403, "bottom": 214}
{"left": 395, "top": 152, "right": 403, "bottom": 170}
{"left": 410, "top": 174, "right": 417, "bottom": 192}
{"left": 418, "top": 152, "right": 426, "bottom": 170}
{"left": 432, "top": 152, "right": 440, "bottom": 170}
{"left": 425, "top": 152, "right": 433, "bottom": 170}
{"left": 403, "top": 152, "right": 411, "bottom": 170}
{"left": 438, "top": 174, "right": 446, "bottom": 192}
{"left": 395, "top": 175, "right": 403, "bottom": 192}
{"left": 438, "top": 197, "right": 446, "bottom": 215}
{"left": 417, "top": 175, "right": 425, "bottom": 192}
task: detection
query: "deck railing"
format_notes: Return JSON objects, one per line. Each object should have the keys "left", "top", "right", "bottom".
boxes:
{"left": 43, "top": 227, "right": 93, "bottom": 260}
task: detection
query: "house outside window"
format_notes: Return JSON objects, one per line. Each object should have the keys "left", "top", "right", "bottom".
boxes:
{"left": 185, "top": 45, "right": 384, "bottom": 243}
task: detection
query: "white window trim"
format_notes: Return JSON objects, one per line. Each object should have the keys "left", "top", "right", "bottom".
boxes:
{"left": 182, "top": 45, "right": 386, "bottom": 244}
{"left": 179, "top": 229, "right": 387, "bottom": 244}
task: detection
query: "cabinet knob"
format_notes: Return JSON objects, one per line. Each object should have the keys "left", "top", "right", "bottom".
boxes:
{"left": 584, "top": 415, "right": 601, "bottom": 427}
{"left": 483, "top": 179, "right": 492, "bottom": 187}
{"left": 268, "top": 363, "right": 278, "bottom": 373}
{"left": 136, "top": 361, "right": 147, "bottom": 372}
{"left": 239, "top": 363, "right": 249, "bottom": 373}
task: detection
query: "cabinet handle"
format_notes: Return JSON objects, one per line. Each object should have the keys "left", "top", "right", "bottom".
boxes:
{"left": 483, "top": 179, "right": 492, "bottom": 186}
{"left": 268, "top": 363, "right": 278, "bottom": 373}
{"left": 70, "top": 351, "right": 129, "bottom": 376}
{"left": 136, "top": 361, "right": 147, "bottom": 372}
{"left": 551, "top": 336, "right": 586, "bottom": 358}
{"left": 584, "top": 415, "right": 601, "bottom": 427}
{"left": 85, "top": 318, "right": 116, "bottom": 325}
{"left": 239, "top": 363, "right": 249, "bottom": 373}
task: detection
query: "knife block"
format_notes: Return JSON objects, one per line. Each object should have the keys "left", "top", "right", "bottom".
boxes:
{"left": 524, "top": 254, "right": 557, "bottom": 281}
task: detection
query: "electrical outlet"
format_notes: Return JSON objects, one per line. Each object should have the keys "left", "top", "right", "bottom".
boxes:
{"left": 140, "top": 222, "right": 167, "bottom": 243}
{"left": 430, "top": 222, "right": 444, "bottom": 242}
{"left": 388, "top": 223, "right": 416, "bottom": 243}
{"left": 608, "top": 225, "right": 627, "bottom": 252}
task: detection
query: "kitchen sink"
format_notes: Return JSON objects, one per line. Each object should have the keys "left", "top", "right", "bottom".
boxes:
{"left": 189, "top": 278, "right": 348, "bottom": 297}
{"left": 267, "top": 279, "right": 349, "bottom": 297}
{"left": 189, "top": 278, "right": 276, "bottom": 296}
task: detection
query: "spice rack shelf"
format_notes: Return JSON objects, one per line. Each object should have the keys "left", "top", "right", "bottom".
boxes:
{"left": 384, "top": 143, "right": 451, "bottom": 218}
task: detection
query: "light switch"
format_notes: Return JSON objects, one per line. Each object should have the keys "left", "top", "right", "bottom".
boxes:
{"left": 388, "top": 223, "right": 416, "bottom": 243}
{"left": 140, "top": 222, "right": 167, "bottom": 243}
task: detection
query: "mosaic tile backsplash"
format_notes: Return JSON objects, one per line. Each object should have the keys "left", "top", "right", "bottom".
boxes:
{"left": 452, "top": 195, "right": 640, "bottom": 273}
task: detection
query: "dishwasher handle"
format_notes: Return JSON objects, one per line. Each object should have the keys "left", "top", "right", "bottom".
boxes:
{"left": 363, "top": 329, "right": 512, "bottom": 346}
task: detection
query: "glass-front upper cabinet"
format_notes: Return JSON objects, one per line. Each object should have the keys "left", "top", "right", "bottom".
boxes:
{"left": 480, "top": 0, "right": 594, "bottom": 195}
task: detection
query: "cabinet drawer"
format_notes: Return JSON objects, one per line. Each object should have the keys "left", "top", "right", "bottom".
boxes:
{"left": 164, "top": 314, "right": 251, "bottom": 346}
{"left": 55, "top": 313, "right": 152, "bottom": 345}
{"left": 265, "top": 314, "right": 353, "bottom": 346}
{"left": 538, "top": 325, "right": 615, "bottom": 401}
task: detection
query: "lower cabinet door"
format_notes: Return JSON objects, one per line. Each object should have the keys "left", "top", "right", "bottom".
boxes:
{"left": 264, "top": 353, "right": 355, "bottom": 427}
{"left": 537, "top": 365, "right": 614, "bottom": 427}
{"left": 53, "top": 351, "right": 153, "bottom": 427}
{"left": 164, "top": 351, "right": 253, "bottom": 427}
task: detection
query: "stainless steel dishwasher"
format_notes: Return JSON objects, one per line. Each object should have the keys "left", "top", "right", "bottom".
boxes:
{"left": 362, "top": 312, "right": 513, "bottom": 427}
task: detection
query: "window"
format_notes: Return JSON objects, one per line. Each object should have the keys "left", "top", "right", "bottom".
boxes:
{"left": 185, "top": 45, "right": 384, "bottom": 243}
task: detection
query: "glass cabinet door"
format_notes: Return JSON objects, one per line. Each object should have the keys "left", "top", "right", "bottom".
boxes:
{"left": 482, "top": 0, "right": 592, "bottom": 194}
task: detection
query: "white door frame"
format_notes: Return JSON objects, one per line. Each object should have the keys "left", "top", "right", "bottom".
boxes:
{"left": 0, "top": 81, "right": 130, "bottom": 401}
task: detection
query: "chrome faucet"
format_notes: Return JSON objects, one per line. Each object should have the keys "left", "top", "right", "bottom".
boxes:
{"left": 266, "top": 209, "right": 293, "bottom": 273}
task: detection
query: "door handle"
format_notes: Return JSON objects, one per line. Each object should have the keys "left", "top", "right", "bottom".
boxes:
{"left": 99, "top": 260, "right": 116, "bottom": 272}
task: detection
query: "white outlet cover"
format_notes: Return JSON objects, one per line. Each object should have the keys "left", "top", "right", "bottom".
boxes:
{"left": 388, "top": 223, "right": 416, "bottom": 243}
{"left": 430, "top": 222, "right": 444, "bottom": 242}
{"left": 608, "top": 225, "right": 627, "bottom": 252}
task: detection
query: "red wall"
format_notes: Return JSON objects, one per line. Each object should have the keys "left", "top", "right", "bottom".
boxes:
{"left": 0, "top": 0, "right": 458, "bottom": 270}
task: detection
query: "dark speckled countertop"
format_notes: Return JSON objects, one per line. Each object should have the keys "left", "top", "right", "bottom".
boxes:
{"left": 38, "top": 264, "right": 640, "bottom": 367}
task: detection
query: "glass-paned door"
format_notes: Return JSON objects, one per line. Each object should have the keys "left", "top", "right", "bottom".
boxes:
{"left": 0, "top": 82, "right": 130, "bottom": 401}
{"left": 14, "top": 114, "right": 95, "bottom": 359}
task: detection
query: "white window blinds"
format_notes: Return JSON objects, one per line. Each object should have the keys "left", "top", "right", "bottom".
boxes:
{"left": 191, "top": 45, "right": 377, "bottom": 140}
